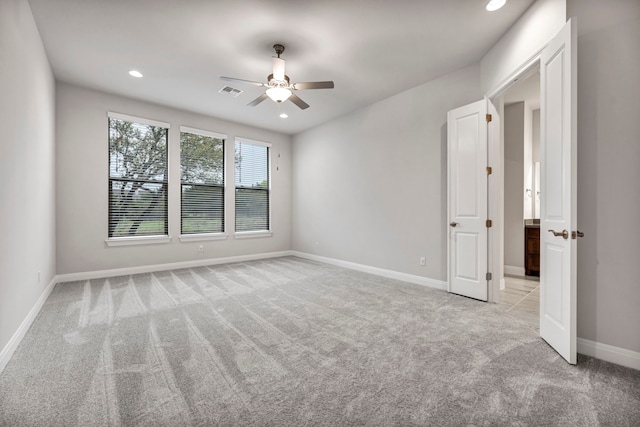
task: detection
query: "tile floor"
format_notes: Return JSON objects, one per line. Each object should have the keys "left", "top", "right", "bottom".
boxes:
{"left": 498, "top": 274, "right": 540, "bottom": 329}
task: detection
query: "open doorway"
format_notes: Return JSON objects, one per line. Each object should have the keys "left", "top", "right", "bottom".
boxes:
{"left": 450, "top": 19, "right": 577, "bottom": 363}
{"left": 497, "top": 71, "right": 541, "bottom": 328}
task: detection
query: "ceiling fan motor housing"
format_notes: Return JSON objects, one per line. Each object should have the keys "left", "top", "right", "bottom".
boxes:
{"left": 273, "top": 44, "right": 285, "bottom": 57}
{"left": 267, "top": 74, "right": 290, "bottom": 87}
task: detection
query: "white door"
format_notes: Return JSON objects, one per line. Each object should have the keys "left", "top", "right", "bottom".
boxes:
{"left": 447, "top": 100, "right": 489, "bottom": 301}
{"left": 539, "top": 19, "right": 577, "bottom": 364}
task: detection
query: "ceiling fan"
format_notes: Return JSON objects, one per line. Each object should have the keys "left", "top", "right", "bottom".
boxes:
{"left": 220, "top": 44, "right": 334, "bottom": 110}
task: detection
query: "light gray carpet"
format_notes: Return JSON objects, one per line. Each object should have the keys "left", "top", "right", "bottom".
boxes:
{"left": 1, "top": 256, "right": 638, "bottom": 426}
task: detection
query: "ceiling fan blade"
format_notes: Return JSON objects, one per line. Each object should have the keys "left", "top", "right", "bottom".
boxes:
{"left": 292, "top": 81, "right": 335, "bottom": 90}
{"left": 272, "top": 57, "right": 286, "bottom": 81}
{"left": 220, "top": 76, "right": 266, "bottom": 87}
{"left": 247, "top": 93, "right": 269, "bottom": 107}
{"left": 288, "top": 93, "right": 310, "bottom": 110}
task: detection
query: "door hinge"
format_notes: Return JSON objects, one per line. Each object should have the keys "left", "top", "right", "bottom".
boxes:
{"left": 486, "top": 272, "right": 493, "bottom": 281}
{"left": 486, "top": 219, "right": 493, "bottom": 228}
{"left": 486, "top": 166, "right": 492, "bottom": 175}
{"left": 486, "top": 113, "right": 492, "bottom": 123}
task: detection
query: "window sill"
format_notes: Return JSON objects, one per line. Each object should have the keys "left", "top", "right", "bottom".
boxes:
{"left": 179, "top": 233, "right": 228, "bottom": 242}
{"left": 105, "top": 235, "right": 171, "bottom": 247}
{"left": 234, "top": 230, "right": 273, "bottom": 240}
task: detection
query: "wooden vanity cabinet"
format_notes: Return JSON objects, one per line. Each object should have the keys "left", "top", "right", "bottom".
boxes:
{"left": 525, "top": 226, "right": 540, "bottom": 277}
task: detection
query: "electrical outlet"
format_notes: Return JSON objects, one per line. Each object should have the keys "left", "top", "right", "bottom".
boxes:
{"left": 198, "top": 245, "right": 204, "bottom": 254}
{"left": 38, "top": 271, "right": 41, "bottom": 282}
{"left": 419, "top": 257, "right": 426, "bottom": 266}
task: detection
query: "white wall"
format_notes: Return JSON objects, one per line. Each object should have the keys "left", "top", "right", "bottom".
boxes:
{"left": 532, "top": 109, "right": 540, "bottom": 163}
{"left": 292, "top": 65, "right": 482, "bottom": 281}
{"left": 481, "top": 0, "right": 566, "bottom": 94}
{"left": 568, "top": 0, "right": 640, "bottom": 354}
{"left": 504, "top": 102, "right": 525, "bottom": 270}
{"left": 0, "top": 0, "right": 56, "bottom": 359}
{"left": 56, "top": 83, "right": 292, "bottom": 275}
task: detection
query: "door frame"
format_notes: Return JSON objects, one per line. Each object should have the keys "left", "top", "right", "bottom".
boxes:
{"left": 485, "top": 54, "right": 543, "bottom": 304}
{"left": 483, "top": 19, "right": 578, "bottom": 365}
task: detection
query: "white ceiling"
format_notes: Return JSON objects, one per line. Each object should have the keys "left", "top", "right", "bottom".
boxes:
{"left": 28, "top": 0, "right": 535, "bottom": 135}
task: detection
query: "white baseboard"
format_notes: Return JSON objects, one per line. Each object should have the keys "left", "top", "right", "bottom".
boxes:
{"left": 0, "top": 276, "right": 57, "bottom": 374}
{"left": 55, "top": 251, "right": 294, "bottom": 283}
{"left": 500, "top": 278, "right": 506, "bottom": 290}
{"left": 504, "top": 265, "right": 525, "bottom": 276}
{"left": 578, "top": 337, "right": 640, "bottom": 371}
{"left": 290, "top": 251, "right": 447, "bottom": 291}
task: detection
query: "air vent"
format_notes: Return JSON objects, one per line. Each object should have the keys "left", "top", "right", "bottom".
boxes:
{"left": 219, "top": 85, "right": 243, "bottom": 97}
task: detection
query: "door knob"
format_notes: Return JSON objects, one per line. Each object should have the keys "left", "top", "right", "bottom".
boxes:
{"left": 572, "top": 230, "right": 585, "bottom": 239}
{"left": 548, "top": 229, "right": 569, "bottom": 239}
{"left": 450, "top": 222, "right": 459, "bottom": 227}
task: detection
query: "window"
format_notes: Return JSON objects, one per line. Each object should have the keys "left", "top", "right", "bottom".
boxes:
{"left": 108, "top": 113, "right": 169, "bottom": 238}
{"left": 235, "top": 139, "right": 270, "bottom": 232}
{"left": 180, "top": 127, "right": 225, "bottom": 235}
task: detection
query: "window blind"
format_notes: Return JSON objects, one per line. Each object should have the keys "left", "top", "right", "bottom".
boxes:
{"left": 108, "top": 115, "right": 169, "bottom": 237}
{"left": 180, "top": 128, "right": 225, "bottom": 234}
{"left": 235, "top": 139, "right": 270, "bottom": 232}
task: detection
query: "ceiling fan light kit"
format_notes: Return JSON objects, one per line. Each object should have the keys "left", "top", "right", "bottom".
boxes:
{"left": 220, "top": 43, "right": 334, "bottom": 110}
{"left": 266, "top": 86, "right": 292, "bottom": 102}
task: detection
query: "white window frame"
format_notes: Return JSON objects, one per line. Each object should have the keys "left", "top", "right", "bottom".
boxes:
{"left": 105, "top": 112, "right": 172, "bottom": 246}
{"left": 179, "top": 126, "right": 228, "bottom": 242}
{"left": 234, "top": 137, "right": 272, "bottom": 239}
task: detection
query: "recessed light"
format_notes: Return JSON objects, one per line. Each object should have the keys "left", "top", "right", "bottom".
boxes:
{"left": 279, "top": 113, "right": 288, "bottom": 119}
{"left": 128, "top": 70, "right": 143, "bottom": 78}
{"left": 486, "top": 0, "right": 506, "bottom": 11}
